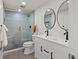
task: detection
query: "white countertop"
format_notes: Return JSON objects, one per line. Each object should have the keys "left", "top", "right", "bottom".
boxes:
{"left": 32, "top": 34, "right": 69, "bottom": 47}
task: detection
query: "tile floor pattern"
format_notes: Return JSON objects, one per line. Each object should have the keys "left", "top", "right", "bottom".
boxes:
{"left": 3, "top": 50, "right": 35, "bottom": 59}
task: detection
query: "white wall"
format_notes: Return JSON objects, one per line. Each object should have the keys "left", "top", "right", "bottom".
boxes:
{"left": 35, "top": 0, "right": 78, "bottom": 57}
{"left": 0, "top": 0, "right": 3, "bottom": 25}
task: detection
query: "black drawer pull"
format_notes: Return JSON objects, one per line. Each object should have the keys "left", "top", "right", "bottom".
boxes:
{"left": 51, "top": 52, "right": 53, "bottom": 59}
{"left": 44, "top": 49, "right": 49, "bottom": 53}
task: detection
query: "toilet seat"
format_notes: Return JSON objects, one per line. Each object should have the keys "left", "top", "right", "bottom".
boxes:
{"left": 23, "top": 41, "right": 34, "bottom": 46}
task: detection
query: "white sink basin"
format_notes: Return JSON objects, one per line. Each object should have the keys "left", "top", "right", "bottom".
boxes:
{"left": 32, "top": 34, "right": 69, "bottom": 47}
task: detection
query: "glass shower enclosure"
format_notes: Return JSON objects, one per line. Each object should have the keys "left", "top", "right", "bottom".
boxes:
{"left": 3, "top": 11, "right": 34, "bottom": 51}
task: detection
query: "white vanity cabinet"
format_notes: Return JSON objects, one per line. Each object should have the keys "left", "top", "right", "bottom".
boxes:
{"left": 33, "top": 35, "right": 69, "bottom": 59}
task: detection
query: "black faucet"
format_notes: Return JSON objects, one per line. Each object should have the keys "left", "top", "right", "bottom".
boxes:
{"left": 45, "top": 30, "right": 49, "bottom": 36}
{"left": 64, "top": 30, "right": 68, "bottom": 42}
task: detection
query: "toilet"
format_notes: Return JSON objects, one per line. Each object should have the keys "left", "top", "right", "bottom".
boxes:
{"left": 23, "top": 41, "right": 34, "bottom": 54}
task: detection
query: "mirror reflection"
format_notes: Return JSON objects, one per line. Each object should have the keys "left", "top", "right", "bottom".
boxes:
{"left": 57, "top": 0, "right": 69, "bottom": 30}
{"left": 44, "top": 8, "right": 56, "bottom": 30}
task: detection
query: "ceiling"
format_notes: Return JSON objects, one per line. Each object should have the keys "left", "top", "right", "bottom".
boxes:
{"left": 3, "top": 0, "right": 49, "bottom": 14}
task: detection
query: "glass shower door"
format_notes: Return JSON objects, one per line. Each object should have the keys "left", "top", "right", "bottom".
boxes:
{"left": 4, "top": 11, "right": 34, "bottom": 51}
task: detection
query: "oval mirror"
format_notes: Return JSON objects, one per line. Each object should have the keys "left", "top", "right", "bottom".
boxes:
{"left": 44, "top": 8, "right": 56, "bottom": 30}
{"left": 57, "top": 0, "right": 69, "bottom": 31}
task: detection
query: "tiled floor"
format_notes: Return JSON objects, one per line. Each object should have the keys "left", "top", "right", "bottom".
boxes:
{"left": 3, "top": 50, "right": 35, "bottom": 59}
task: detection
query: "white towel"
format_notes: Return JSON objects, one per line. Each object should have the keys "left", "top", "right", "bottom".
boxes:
{"left": 0, "top": 24, "right": 8, "bottom": 48}
{"left": 0, "top": 24, "right": 8, "bottom": 59}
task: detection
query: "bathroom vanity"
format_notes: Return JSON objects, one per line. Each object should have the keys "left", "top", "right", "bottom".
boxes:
{"left": 32, "top": 35, "right": 69, "bottom": 59}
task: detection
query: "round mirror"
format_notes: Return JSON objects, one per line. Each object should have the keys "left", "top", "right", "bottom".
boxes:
{"left": 57, "top": 0, "right": 69, "bottom": 31}
{"left": 44, "top": 8, "right": 56, "bottom": 30}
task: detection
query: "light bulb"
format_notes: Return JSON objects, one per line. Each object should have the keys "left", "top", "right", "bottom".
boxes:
{"left": 21, "top": 2, "right": 26, "bottom": 6}
{"left": 18, "top": 9, "right": 21, "bottom": 12}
